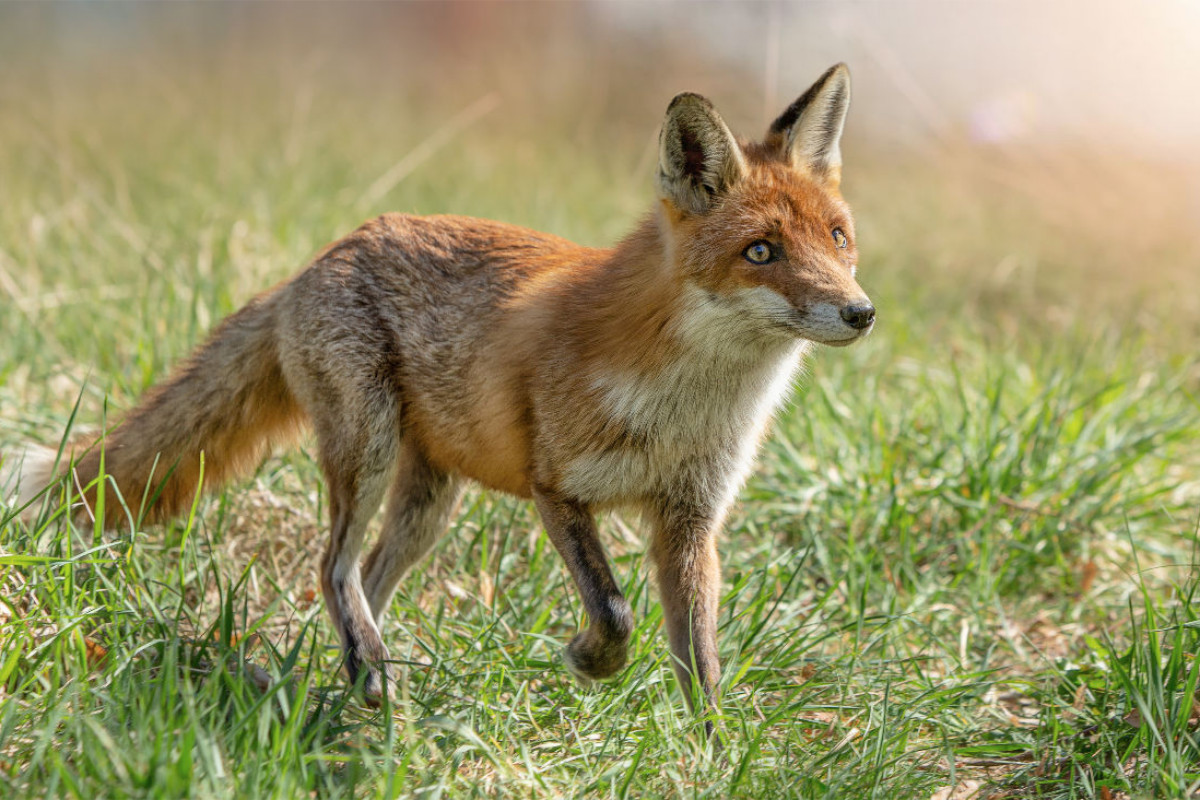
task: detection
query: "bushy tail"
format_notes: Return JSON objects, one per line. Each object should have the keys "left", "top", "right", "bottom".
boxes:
{"left": 4, "top": 288, "right": 305, "bottom": 528}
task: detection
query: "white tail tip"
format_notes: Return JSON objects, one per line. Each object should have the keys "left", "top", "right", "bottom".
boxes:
{"left": 0, "top": 444, "right": 60, "bottom": 515}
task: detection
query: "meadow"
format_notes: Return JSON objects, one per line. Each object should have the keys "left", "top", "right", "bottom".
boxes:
{"left": 1, "top": 8, "right": 1199, "bottom": 799}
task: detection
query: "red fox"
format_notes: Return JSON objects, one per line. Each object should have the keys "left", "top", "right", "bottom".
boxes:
{"left": 2, "top": 64, "right": 872, "bottom": 729}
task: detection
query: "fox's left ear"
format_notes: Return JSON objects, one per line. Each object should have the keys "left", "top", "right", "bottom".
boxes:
{"left": 767, "top": 63, "right": 851, "bottom": 187}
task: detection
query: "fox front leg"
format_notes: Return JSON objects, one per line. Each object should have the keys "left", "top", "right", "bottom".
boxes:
{"left": 533, "top": 488, "right": 634, "bottom": 683}
{"left": 647, "top": 497, "right": 726, "bottom": 735}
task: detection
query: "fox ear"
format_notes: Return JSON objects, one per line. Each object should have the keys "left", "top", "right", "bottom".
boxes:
{"left": 767, "top": 63, "right": 851, "bottom": 187}
{"left": 657, "top": 93, "right": 746, "bottom": 214}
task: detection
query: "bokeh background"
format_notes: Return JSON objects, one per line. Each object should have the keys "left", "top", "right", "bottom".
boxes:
{"left": 3, "top": 0, "right": 1199, "bottom": 331}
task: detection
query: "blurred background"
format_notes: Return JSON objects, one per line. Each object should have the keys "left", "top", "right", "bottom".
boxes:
{"left": 1, "top": 1, "right": 1197, "bottom": 370}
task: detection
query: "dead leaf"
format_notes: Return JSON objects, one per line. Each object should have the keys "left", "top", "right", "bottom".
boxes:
{"left": 479, "top": 570, "right": 495, "bottom": 609}
{"left": 798, "top": 710, "right": 838, "bottom": 739}
{"left": 84, "top": 637, "right": 108, "bottom": 669}
{"left": 792, "top": 663, "right": 818, "bottom": 684}
{"left": 1079, "top": 559, "right": 1098, "bottom": 594}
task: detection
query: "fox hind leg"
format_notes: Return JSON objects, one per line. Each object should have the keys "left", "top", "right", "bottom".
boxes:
{"left": 313, "top": 393, "right": 400, "bottom": 707}
{"left": 362, "top": 439, "right": 464, "bottom": 625}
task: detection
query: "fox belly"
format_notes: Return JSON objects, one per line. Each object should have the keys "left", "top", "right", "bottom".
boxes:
{"left": 407, "top": 386, "right": 535, "bottom": 499}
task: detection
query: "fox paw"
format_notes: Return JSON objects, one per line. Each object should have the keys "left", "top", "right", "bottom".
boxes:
{"left": 346, "top": 643, "right": 392, "bottom": 708}
{"left": 360, "top": 666, "right": 391, "bottom": 708}
{"left": 563, "top": 632, "right": 627, "bottom": 686}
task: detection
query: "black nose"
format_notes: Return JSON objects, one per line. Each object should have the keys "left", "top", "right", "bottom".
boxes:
{"left": 839, "top": 303, "right": 876, "bottom": 330}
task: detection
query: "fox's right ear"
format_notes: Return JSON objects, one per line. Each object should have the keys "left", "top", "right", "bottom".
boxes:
{"left": 657, "top": 93, "right": 746, "bottom": 215}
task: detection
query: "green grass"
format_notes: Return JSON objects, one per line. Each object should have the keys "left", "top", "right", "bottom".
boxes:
{"left": 3, "top": 11, "right": 1200, "bottom": 799}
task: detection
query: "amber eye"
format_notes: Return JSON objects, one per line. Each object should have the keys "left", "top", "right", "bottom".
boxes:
{"left": 743, "top": 240, "right": 774, "bottom": 264}
{"left": 832, "top": 228, "right": 848, "bottom": 249}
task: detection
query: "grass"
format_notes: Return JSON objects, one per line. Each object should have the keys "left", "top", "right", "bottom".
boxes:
{"left": 2, "top": 8, "right": 1200, "bottom": 799}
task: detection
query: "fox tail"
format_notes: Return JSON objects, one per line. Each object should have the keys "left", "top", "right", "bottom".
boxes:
{"left": 2, "top": 289, "right": 304, "bottom": 528}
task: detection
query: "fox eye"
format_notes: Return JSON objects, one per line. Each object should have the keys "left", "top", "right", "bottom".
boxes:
{"left": 832, "top": 228, "right": 848, "bottom": 249}
{"left": 743, "top": 240, "right": 774, "bottom": 264}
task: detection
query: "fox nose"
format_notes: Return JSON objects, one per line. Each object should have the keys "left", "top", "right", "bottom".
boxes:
{"left": 839, "top": 303, "right": 875, "bottom": 330}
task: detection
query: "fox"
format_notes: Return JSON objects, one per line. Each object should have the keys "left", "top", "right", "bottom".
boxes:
{"left": 1, "top": 64, "right": 873, "bottom": 730}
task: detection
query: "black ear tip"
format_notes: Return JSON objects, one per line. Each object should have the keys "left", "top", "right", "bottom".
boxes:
{"left": 666, "top": 92, "right": 714, "bottom": 113}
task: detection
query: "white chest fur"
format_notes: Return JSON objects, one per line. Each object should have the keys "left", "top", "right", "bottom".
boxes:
{"left": 561, "top": 286, "right": 811, "bottom": 507}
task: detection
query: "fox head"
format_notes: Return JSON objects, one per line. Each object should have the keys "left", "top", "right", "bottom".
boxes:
{"left": 656, "top": 64, "right": 874, "bottom": 348}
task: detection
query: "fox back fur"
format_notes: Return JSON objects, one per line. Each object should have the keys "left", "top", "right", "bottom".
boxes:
{"left": 1, "top": 64, "right": 874, "bottom": 731}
